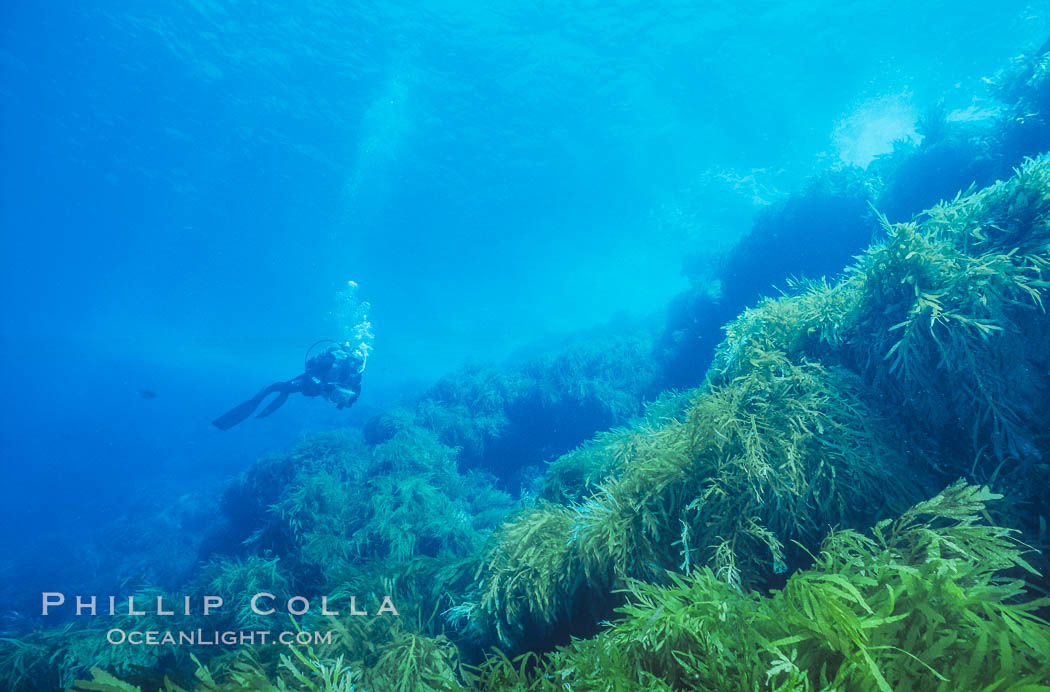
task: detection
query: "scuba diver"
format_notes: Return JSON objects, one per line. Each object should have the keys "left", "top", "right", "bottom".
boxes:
{"left": 212, "top": 340, "right": 364, "bottom": 430}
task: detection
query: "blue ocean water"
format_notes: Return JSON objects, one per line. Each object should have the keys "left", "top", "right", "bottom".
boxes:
{"left": 0, "top": 0, "right": 1047, "bottom": 626}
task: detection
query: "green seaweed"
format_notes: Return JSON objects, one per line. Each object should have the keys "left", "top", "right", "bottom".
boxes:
{"left": 465, "top": 156, "right": 1050, "bottom": 656}
{"left": 712, "top": 156, "right": 1050, "bottom": 510}
{"left": 470, "top": 343, "right": 914, "bottom": 648}
{"left": 471, "top": 482, "right": 1050, "bottom": 691}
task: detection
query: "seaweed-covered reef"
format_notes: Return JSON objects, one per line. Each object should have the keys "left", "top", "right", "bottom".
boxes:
{"left": 465, "top": 155, "right": 1050, "bottom": 664}
{"left": 17, "top": 143, "right": 1049, "bottom": 692}
{"left": 362, "top": 333, "right": 661, "bottom": 483}
{"left": 4, "top": 41, "right": 1050, "bottom": 692}
{"left": 4, "top": 428, "right": 514, "bottom": 690}
{"left": 473, "top": 482, "right": 1050, "bottom": 691}
{"left": 68, "top": 483, "right": 1050, "bottom": 691}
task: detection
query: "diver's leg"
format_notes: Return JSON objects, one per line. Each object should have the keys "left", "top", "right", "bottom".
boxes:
{"left": 255, "top": 389, "right": 293, "bottom": 418}
{"left": 211, "top": 382, "right": 291, "bottom": 430}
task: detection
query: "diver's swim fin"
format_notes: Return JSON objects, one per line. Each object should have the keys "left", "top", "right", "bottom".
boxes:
{"left": 212, "top": 382, "right": 288, "bottom": 430}
{"left": 256, "top": 389, "right": 292, "bottom": 418}
{"left": 212, "top": 391, "right": 268, "bottom": 430}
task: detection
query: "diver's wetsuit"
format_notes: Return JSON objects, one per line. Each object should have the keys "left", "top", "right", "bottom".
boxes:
{"left": 212, "top": 344, "right": 363, "bottom": 430}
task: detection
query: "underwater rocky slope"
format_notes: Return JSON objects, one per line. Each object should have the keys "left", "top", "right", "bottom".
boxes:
{"left": 16, "top": 145, "right": 1050, "bottom": 692}
{"left": 4, "top": 41, "right": 1050, "bottom": 692}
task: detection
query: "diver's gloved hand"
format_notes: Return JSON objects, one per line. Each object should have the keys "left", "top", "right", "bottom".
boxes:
{"left": 326, "top": 385, "right": 359, "bottom": 409}
{"left": 306, "top": 344, "right": 363, "bottom": 408}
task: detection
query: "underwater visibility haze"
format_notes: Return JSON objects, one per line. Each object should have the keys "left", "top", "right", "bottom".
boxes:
{"left": 2, "top": 0, "right": 1050, "bottom": 689}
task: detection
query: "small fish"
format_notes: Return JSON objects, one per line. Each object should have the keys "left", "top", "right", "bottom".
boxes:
{"left": 138, "top": 389, "right": 157, "bottom": 400}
